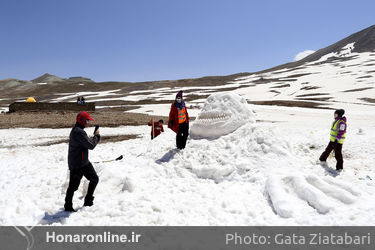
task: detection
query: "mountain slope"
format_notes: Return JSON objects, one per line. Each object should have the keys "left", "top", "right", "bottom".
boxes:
{"left": 301, "top": 24, "right": 375, "bottom": 62}
{"left": 32, "top": 73, "right": 64, "bottom": 83}
{"left": 0, "top": 25, "right": 374, "bottom": 114}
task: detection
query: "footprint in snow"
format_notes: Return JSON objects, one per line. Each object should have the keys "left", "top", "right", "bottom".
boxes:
{"left": 266, "top": 174, "right": 361, "bottom": 218}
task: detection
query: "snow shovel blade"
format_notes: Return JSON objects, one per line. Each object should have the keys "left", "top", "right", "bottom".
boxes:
{"left": 93, "top": 155, "right": 123, "bottom": 164}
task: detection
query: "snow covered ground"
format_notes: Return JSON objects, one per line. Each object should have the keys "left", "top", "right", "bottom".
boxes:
{"left": 1, "top": 105, "right": 374, "bottom": 226}
{"left": 0, "top": 42, "right": 374, "bottom": 226}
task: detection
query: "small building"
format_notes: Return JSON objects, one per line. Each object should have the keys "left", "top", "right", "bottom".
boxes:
{"left": 9, "top": 102, "right": 95, "bottom": 113}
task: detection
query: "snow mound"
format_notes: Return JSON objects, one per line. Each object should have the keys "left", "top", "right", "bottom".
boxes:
{"left": 158, "top": 124, "right": 293, "bottom": 182}
{"left": 190, "top": 92, "right": 255, "bottom": 139}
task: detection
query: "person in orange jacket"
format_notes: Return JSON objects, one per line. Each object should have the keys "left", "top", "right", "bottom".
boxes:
{"left": 148, "top": 119, "right": 164, "bottom": 140}
{"left": 168, "top": 91, "right": 189, "bottom": 149}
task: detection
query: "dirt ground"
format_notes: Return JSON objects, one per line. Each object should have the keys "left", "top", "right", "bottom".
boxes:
{"left": 0, "top": 134, "right": 140, "bottom": 149}
{"left": 0, "top": 99, "right": 330, "bottom": 129}
{"left": 0, "top": 111, "right": 169, "bottom": 129}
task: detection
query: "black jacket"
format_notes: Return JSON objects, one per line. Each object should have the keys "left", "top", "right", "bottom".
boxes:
{"left": 68, "top": 123, "right": 100, "bottom": 170}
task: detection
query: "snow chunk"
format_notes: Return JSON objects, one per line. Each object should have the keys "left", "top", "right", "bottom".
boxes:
{"left": 306, "top": 175, "right": 356, "bottom": 204}
{"left": 121, "top": 178, "right": 135, "bottom": 193}
{"left": 266, "top": 176, "right": 294, "bottom": 218}
{"left": 287, "top": 175, "right": 333, "bottom": 214}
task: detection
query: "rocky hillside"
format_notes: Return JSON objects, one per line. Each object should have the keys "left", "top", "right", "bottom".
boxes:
{"left": 0, "top": 25, "right": 374, "bottom": 114}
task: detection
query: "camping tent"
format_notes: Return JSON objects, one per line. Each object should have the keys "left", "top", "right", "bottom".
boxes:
{"left": 26, "top": 97, "right": 36, "bottom": 103}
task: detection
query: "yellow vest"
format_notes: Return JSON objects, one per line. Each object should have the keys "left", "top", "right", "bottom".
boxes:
{"left": 330, "top": 119, "right": 346, "bottom": 144}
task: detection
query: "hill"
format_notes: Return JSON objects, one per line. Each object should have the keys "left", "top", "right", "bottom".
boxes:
{"left": 0, "top": 25, "right": 374, "bottom": 116}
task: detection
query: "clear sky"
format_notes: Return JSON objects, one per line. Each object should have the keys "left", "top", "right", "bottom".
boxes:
{"left": 1, "top": 0, "right": 374, "bottom": 82}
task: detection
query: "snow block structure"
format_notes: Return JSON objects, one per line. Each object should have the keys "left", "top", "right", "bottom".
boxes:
{"left": 190, "top": 92, "right": 255, "bottom": 139}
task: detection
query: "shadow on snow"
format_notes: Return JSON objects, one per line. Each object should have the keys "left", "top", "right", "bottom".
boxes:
{"left": 39, "top": 210, "right": 73, "bottom": 225}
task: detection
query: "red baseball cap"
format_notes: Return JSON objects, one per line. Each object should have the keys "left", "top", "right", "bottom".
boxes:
{"left": 77, "top": 111, "right": 94, "bottom": 127}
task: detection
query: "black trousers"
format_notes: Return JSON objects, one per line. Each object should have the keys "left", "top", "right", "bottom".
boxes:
{"left": 319, "top": 141, "right": 343, "bottom": 170}
{"left": 176, "top": 122, "right": 189, "bottom": 149}
{"left": 65, "top": 163, "right": 99, "bottom": 205}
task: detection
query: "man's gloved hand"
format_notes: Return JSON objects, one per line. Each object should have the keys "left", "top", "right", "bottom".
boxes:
{"left": 333, "top": 140, "right": 338, "bottom": 148}
{"left": 94, "top": 125, "right": 100, "bottom": 135}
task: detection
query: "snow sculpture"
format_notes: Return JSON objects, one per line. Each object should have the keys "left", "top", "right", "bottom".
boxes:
{"left": 190, "top": 92, "right": 255, "bottom": 139}
{"left": 266, "top": 174, "right": 360, "bottom": 218}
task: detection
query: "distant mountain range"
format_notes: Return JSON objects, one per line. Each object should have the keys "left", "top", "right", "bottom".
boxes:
{"left": 0, "top": 25, "right": 374, "bottom": 113}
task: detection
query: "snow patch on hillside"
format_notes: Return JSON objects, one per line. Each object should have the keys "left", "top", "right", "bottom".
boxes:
{"left": 319, "top": 42, "right": 356, "bottom": 62}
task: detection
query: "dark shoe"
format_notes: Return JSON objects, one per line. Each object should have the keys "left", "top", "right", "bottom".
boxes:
{"left": 84, "top": 196, "right": 95, "bottom": 207}
{"left": 64, "top": 204, "right": 76, "bottom": 212}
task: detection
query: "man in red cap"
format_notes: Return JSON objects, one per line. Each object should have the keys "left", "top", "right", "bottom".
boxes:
{"left": 64, "top": 111, "right": 101, "bottom": 212}
{"left": 168, "top": 91, "right": 189, "bottom": 149}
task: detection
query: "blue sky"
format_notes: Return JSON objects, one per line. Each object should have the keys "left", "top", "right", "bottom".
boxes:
{"left": 1, "top": 0, "right": 374, "bottom": 82}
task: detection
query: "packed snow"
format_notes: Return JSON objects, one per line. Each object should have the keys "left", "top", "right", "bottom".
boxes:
{"left": 190, "top": 93, "right": 255, "bottom": 139}
{"left": 1, "top": 97, "right": 375, "bottom": 226}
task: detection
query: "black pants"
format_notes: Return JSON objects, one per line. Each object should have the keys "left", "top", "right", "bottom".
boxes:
{"left": 151, "top": 135, "right": 158, "bottom": 140}
{"left": 319, "top": 141, "right": 343, "bottom": 170}
{"left": 176, "top": 122, "right": 189, "bottom": 149}
{"left": 64, "top": 163, "right": 99, "bottom": 206}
